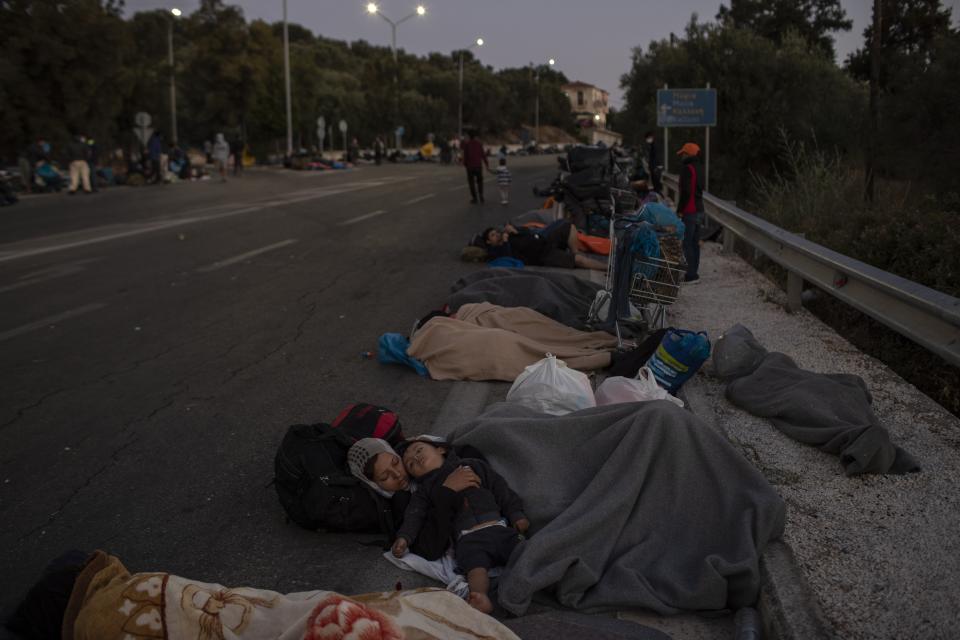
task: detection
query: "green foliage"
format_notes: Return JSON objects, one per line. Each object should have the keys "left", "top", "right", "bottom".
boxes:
{"left": 0, "top": 0, "right": 576, "bottom": 160}
{"left": 619, "top": 18, "right": 865, "bottom": 199}
{"left": 717, "top": 0, "right": 852, "bottom": 58}
{"left": 846, "top": 1, "right": 957, "bottom": 193}
{"left": 750, "top": 130, "right": 959, "bottom": 298}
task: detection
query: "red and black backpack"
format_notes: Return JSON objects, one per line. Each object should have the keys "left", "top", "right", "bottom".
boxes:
{"left": 273, "top": 403, "right": 404, "bottom": 533}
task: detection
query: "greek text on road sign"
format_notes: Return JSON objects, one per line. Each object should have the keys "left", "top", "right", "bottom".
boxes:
{"left": 657, "top": 89, "right": 717, "bottom": 127}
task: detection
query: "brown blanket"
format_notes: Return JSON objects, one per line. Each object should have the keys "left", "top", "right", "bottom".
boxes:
{"left": 408, "top": 302, "right": 618, "bottom": 381}
{"left": 63, "top": 550, "right": 519, "bottom": 639}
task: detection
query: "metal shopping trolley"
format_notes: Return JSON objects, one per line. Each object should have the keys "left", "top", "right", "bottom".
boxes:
{"left": 588, "top": 197, "right": 686, "bottom": 346}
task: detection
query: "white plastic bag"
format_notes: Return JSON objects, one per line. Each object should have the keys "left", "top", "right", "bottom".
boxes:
{"left": 506, "top": 354, "right": 596, "bottom": 416}
{"left": 595, "top": 366, "right": 685, "bottom": 408}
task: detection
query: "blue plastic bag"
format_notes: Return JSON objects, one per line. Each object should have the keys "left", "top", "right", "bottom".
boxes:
{"left": 377, "top": 333, "right": 429, "bottom": 376}
{"left": 638, "top": 202, "right": 685, "bottom": 238}
{"left": 646, "top": 329, "right": 711, "bottom": 393}
{"left": 488, "top": 257, "right": 524, "bottom": 269}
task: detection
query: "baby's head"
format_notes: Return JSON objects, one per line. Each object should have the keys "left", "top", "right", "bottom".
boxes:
{"left": 401, "top": 438, "right": 449, "bottom": 478}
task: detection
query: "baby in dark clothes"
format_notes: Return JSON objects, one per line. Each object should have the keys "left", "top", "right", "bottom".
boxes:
{"left": 393, "top": 438, "right": 529, "bottom": 613}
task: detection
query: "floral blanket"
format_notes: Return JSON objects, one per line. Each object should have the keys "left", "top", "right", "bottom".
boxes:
{"left": 64, "top": 550, "right": 518, "bottom": 640}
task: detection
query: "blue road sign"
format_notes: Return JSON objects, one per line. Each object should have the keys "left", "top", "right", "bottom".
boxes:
{"left": 657, "top": 89, "right": 717, "bottom": 127}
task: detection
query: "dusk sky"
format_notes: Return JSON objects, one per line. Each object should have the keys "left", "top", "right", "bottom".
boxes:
{"left": 125, "top": 0, "right": 960, "bottom": 108}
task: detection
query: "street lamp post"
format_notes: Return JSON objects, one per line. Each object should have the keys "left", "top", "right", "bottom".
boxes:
{"left": 534, "top": 58, "right": 555, "bottom": 149}
{"left": 366, "top": 3, "right": 426, "bottom": 137}
{"left": 283, "top": 0, "right": 293, "bottom": 158}
{"left": 168, "top": 8, "right": 181, "bottom": 144}
{"left": 366, "top": 3, "right": 425, "bottom": 63}
{"left": 458, "top": 37, "right": 484, "bottom": 140}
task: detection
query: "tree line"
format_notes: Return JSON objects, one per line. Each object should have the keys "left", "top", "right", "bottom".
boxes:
{"left": 0, "top": 0, "right": 575, "bottom": 162}
{"left": 614, "top": 0, "right": 958, "bottom": 203}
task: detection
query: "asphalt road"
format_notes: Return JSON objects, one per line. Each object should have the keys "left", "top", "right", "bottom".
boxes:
{"left": 0, "top": 158, "right": 561, "bottom": 623}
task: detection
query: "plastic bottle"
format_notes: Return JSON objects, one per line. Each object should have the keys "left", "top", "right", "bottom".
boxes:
{"left": 734, "top": 607, "right": 762, "bottom": 640}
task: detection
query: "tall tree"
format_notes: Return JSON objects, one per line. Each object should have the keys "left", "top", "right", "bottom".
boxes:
{"left": 846, "top": 0, "right": 953, "bottom": 84}
{"left": 717, "top": 0, "right": 852, "bottom": 58}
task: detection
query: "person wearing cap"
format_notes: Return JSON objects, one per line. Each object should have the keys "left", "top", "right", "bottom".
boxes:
{"left": 347, "top": 437, "right": 482, "bottom": 561}
{"left": 676, "top": 142, "right": 704, "bottom": 282}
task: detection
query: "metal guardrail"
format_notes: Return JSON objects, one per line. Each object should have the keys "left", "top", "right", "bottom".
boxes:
{"left": 662, "top": 173, "right": 960, "bottom": 368}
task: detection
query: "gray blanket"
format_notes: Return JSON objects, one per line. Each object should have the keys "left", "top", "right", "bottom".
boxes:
{"left": 450, "top": 402, "right": 785, "bottom": 615}
{"left": 449, "top": 269, "right": 602, "bottom": 330}
{"left": 725, "top": 350, "right": 921, "bottom": 475}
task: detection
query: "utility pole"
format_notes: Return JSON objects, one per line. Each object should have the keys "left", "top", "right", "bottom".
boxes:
{"left": 866, "top": 0, "right": 881, "bottom": 204}
{"left": 168, "top": 14, "right": 179, "bottom": 144}
{"left": 283, "top": 0, "right": 293, "bottom": 158}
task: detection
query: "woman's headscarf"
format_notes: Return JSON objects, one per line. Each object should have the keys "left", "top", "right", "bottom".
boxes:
{"left": 347, "top": 438, "right": 401, "bottom": 498}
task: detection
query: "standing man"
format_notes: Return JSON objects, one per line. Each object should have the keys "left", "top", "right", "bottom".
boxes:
{"left": 212, "top": 133, "right": 230, "bottom": 182}
{"left": 645, "top": 131, "right": 662, "bottom": 193}
{"left": 676, "top": 142, "right": 704, "bottom": 282}
{"left": 462, "top": 130, "right": 489, "bottom": 204}
{"left": 66, "top": 134, "right": 92, "bottom": 194}
{"left": 86, "top": 137, "right": 99, "bottom": 192}
{"left": 147, "top": 131, "right": 163, "bottom": 184}
{"left": 374, "top": 135, "right": 385, "bottom": 165}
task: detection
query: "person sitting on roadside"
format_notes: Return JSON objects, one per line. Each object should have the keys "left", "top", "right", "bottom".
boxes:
{"left": 481, "top": 219, "right": 606, "bottom": 270}
{"left": 394, "top": 438, "right": 528, "bottom": 614}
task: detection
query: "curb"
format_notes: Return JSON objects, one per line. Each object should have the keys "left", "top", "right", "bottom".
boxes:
{"left": 683, "top": 378, "right": 836, "bottom": 640}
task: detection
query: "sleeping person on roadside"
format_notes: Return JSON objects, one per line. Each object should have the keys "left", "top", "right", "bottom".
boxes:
{"left": 393, "top": 438, "right": 529, "bottom": 614}
{"left": 348, "top": 437, "right": 483, "bottom": 562}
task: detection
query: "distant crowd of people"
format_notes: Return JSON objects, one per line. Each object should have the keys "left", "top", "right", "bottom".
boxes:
{"left": 10, "top": 130, "right": 248, "bottom": 199}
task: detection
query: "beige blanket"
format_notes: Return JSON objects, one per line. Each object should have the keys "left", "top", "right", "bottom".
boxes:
{"left": 408, "top": 302, "right": 618, "bottom": 381}
{"left": 64, "top": 550, "right": 518, "bottom": 640}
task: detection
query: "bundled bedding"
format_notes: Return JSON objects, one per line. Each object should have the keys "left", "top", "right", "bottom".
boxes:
{"left": 407, "top": 302, "right": 618, "bottom": 381}
{"left": 448, "top": 269, "right": 604, "bottom": 330}
{"left": 450, "top": 402, "right": 786, "bottom": 615}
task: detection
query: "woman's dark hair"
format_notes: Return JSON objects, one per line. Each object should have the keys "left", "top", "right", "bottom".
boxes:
{"left": 363, "top": 455, "right": 377, "bottom": 481}
{"left": 480, "top": 227, "right": 497, "bottom": 246}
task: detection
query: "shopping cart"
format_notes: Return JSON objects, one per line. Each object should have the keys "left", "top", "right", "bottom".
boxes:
{"left": 588, "top": 199, "right": 687, "bottom": 345}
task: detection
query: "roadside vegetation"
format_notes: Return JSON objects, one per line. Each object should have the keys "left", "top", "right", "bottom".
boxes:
{"left": 0, "top": 0, "right": 576, "bottom": 161}
{"left": 615, "top": 0, "right": 958, "bottom": 414}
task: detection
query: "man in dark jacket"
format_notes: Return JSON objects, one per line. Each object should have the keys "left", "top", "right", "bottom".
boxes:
{"left": 482, "top": 220, "right": 606, "bottom": 270}
{"left": 394, "top": 439, "right": 528, "bottom": 613}
{"left": 676, "top": 142, "right": 704, "bottom": 282}
{"left": 461, "top": 130, "right": 489, "bottom": 204}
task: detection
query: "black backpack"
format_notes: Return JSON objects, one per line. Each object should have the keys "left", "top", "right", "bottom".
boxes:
{"left": 273, "top": 404, "right": 404, "bottom": 533}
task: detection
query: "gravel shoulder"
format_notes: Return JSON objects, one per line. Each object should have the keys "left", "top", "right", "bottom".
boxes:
{"left": 672, "top": 242, "right": 960, "bottom": 640}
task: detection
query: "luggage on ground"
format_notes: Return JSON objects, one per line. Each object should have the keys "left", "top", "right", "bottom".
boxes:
{"left": 646, "top": 329, "right": 711, "bottom": 393}
{"left": 274, "top": 404, "right": 404, "bottom": 533}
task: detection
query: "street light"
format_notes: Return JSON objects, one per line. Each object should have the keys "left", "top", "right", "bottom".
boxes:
{"left": 458, "top": 37, "right": 484, "bottom": 140}
{"left": 168, "top": 8, "right": 181, "bottom": 144}
{"left": 366, "top": 3, "right": 426, "bottom": 63}
{"left": 534, "top": 58, "right": 555, "bottom": 149}
{"left": 366, "top": 4, "right": 426, "bottom": 139}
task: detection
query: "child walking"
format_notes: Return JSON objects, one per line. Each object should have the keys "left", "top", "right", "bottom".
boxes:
{"left": 494, "top": 157, "right": 511, "bottom": 205}
{"left": 393, "top": 437, "right": 528, "bottom": 613}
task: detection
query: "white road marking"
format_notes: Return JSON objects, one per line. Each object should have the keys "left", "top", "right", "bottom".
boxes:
{"left": 0, "top": 303, "right": 106, "bottom": 342}
{"left": 446, "top": 184, "right": 466, "bottom": 192}
{"left": 339, "top": 210, "right": 388, "bottom": 226}
{"left": 0, "top": 259, "right": 101, "bottom": 294}
{"left": 0, "top": 177, "right": 417, "bottom": 265}
{"left": 402, "top": 193, "right": 436, "bottom": 205}
{"left": 196, "top": 239, "right": 299, "bottom": 272}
